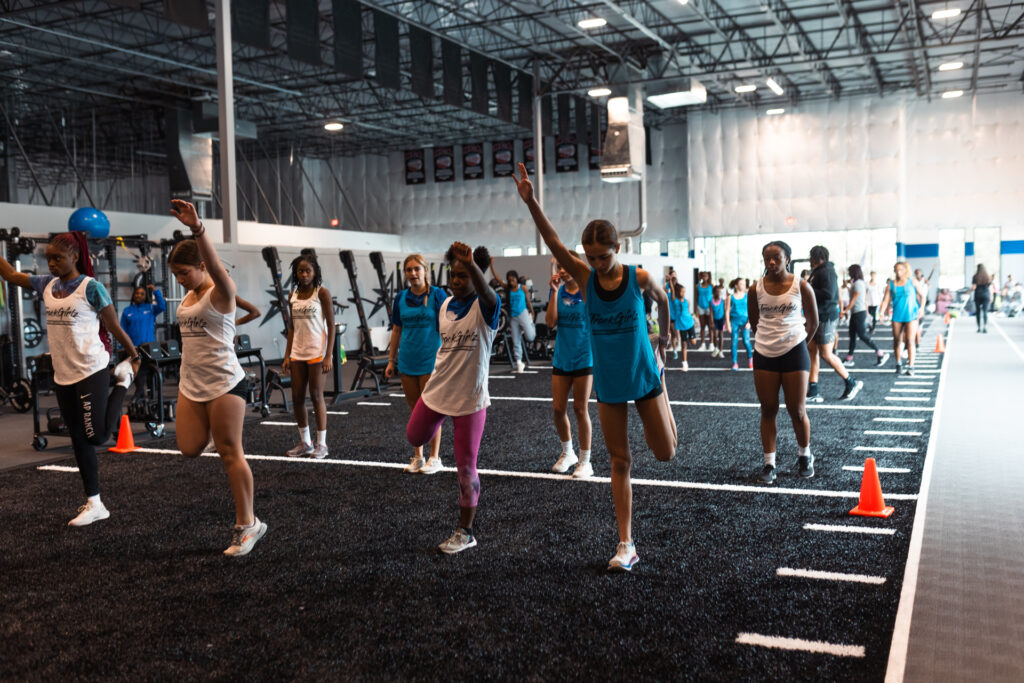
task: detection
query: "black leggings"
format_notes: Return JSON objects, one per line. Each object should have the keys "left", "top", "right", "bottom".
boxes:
{"left": 53, "top": 369, "right": 127, "bottom": 497}
{"left": 848, "top": 310, "right": 880, "bottom": 356}
{"left": 868, "top": 305, "right": 878, "bottom": 329}
{"left": 975, "top": 294, "right": 990, "bottom": 329}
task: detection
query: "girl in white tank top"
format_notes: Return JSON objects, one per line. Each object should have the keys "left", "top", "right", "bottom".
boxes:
{"left": 281, "top": 254, "right": 335, "bottom": 459}
{"left": 169, "top": 200, "right": 267, "bottom": 557}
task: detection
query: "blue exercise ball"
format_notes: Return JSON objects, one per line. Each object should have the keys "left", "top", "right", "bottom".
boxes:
{"left": 68, "top": 207, "right": 110, "bottom": 238}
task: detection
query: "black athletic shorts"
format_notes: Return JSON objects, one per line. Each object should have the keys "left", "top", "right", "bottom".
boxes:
{"left": 597, "top": 381, "right": 664, "bottom": 406}
{"left": 552, "top": 366, "right": 593, "bottom": 377}
{"left": 752, "top": 340, "right": 811, "bottom": 373}
{"left": 679, "top": 327, "right": 696, "bottom": 342}
{"left": 225, "top": 377, "right": 251, "bottom": 401}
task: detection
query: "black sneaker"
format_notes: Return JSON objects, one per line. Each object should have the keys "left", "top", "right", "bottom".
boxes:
{"left": 903, "top": 366, "right": 914, "bottom": 376}
{"left": 758, "top": 464, "right": 776, "bottom": 484}
{"left": 875, "top": 352, "right": 890, "bottom": 366}
{"left": 840, "top": 379, "right": 863, "bottom": 401}
{"left": 894, "top": 361, "right": 903, "bottom": 375}
{"left": 797, "top": 455, "right": 815, "bottom": 478}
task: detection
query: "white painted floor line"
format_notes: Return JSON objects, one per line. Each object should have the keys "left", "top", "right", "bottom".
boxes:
{"left": 37, "top": 465, "right": 79, "bottom": 472}
{"left": 889, "top": 388, "right": 932, "bottom": 393}
{"left": 885, "top": 396, "right": 931, "bottom": 402}
{"left": 874, "top": 417, "right": 926, "bottom": 423}
{"left": 486, "top": 395, "right": 934, "bottom": 412}
{"left": 863, "top": 430, "right": 923, "bottom": 436}
{"left": 357, "top": 402, "right": 391, "bottom": 406}
{"left": 894, "top": 381, "right": 934, "bottom": 386}
{"left": 735, "top": 633, "right": 865, "bottom": 658}
{"left": 777, "top": 567, "right": 886, "bottom": 585}
{"left": 261, "top": 421, "right": 297, "bottom": 426}
{"left": 124, "top": 447, "right": 918, "bottom": 500}
{"left": 992, "top": 319, "right": 1024, "bottom": 364}
{"left": 844, "top": 465, "right": 911, "bottom": 474}
{"left": 518, "top": 370, "right": 539, "bottom": 374}
{"left": 803, "top": 523, "right": 896, "bottom": 536}
{"left": 854, "top": 446, "right": 919, "bottom": 453}
{"left": 326, "top": 411, "right": 349, "bottom": 416}
{"left": 487, "top": 376, "right": 516, "bottom": 380}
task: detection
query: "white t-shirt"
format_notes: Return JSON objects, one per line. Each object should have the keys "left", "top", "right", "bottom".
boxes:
{"left": 866, "top": 280, "right": 884, "bottom": 307}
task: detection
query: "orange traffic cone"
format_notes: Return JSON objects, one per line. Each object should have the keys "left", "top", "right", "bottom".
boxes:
{"left": 850, "top": 458, "right": 894, "bottom": 518}
{"left": 934, "top": 334, "right": 945, "bottom": 353}
{"left": 943, "top": 311, "right": 951, "bottom": 325}
{"left": 108, "top": 414, "right": 138, "bottom": 453}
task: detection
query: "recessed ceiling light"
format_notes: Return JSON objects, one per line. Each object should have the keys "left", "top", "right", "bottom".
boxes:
{"left": 765, "top": 78, "right": 784, "bottom": 96}
{"left": 588, "top": 87, "right": 612, "bottom": 98}
{"left": 938, "top": 60, "right": 964, "bottom": 71}
{"left": 734, "top": 84, "right": 757, "bottom": 93}
{"left": 677, "top": 0, "right": 690, "bottom": 4}
{"left": 941, "top": 90, "right": 964, "bottom": 99}
{"left": 931, "top": 8, "right": 961, "bottom": 19}
{"left": 578, "top": 17, "right": 607, "bottom": 29}
{"left": 324, "top": 121, "right": 344, "bottom": 131}
{"left": 766, "top": 108, "right": 785, "bottom": 115}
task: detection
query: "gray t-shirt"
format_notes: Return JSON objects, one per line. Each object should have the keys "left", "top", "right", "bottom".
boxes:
{"left": 852, "top": 279, "right": 867, "bottom": 313}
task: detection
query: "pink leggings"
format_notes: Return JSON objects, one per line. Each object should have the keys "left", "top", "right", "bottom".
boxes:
{"left": 406, "top": 399, "right": 486, "bottom": 508}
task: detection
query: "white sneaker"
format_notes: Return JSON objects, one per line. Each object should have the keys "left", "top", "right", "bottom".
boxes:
{"left": 405, "top": 455, "right": 425, "bottom": 473}
{"left": 552, "top": 451, "right": 579, "bottom": 473}
{"left": 514, "top": 360, "right": 525, "bottom": 373}
{"left": 682, "top": 361, "right": 689, "bottom": 372}
{"left": 439, "top": 528, "right": 477, "bottom": 554}
{"left": 607, "top": 541, "right": 638, "bottom": 572}
{"left": 572, "top": 460, "right": 594, "bottom": 478}
{"left": 311, "top": 444, "right": 329, "bottom": 459}
{"left": 420, "top": 456, "right": 443, "bottom": 474}
{"left": 223, "top": 518, "right": 267, "bottom": 557}
{"left": 112, "top": 358, "right": 135, "bottom": 388}
{"left": 286, "top": 441, "right": 314, "bottom": 457}
{"left": 68, "top": 499, "right": 110, "bottom": 527}
{"left": 699, "top": 343, "right": 708, "bottom": 352}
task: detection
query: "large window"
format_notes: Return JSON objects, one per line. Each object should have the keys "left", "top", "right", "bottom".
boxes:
{"left": 640, "top": 240, "right": 662, "bottom": 256}
{"left": 939, "top": 228, "right": 965, "bottom": 290}
{"left": 974, "top": 227, "right": 1001, "bottom": 284}
{"left": 503, "top": 246, "right": 523, "bottom": 257}
{"left": 667, "top": 239, "right": 689, "bottom": 258}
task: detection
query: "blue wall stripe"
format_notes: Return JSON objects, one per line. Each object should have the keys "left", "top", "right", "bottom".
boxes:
{"left": 904, "top": 243, "right": 939, "bottom": 259}
{"left": 1002, "top": 240, "right": 1024, "bottom": 255}
{"left": 896, "top": 242, "right": 906, "bottom": 259}
{"left": 965, "top": 242, "right": 974, "bottom": 256}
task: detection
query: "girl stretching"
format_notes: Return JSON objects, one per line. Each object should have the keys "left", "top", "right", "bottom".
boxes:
{"left": 748, "top": 241, "right": 818, "bottom": 484}
{"left": 407, "top": 243, "right": 500, "bottom": 554}
{"left": 696, "top": 272, "right": 713, "bottom": 351}
{"left": 282, "top": 253, "right": 335, "bottom": 460}
{"left": 515, "top": 163, "right": 677, "bottom": 572}
{"left": 0, "top": 232, "right": 139, "bottom": 526}
{"left": 386, "top": 254, "right": 447, "bottom": 474}
{"left": 169, "top": 200, "right": 266, "bottom": 556}
{"left": 878, "top": 261, "right": 925, "bottom": 376}
{"left": 545, "top": 254, "right": 594, "bottom": 478}
{"left": 725, "top": 278, "right": 753, "bottom": 371}
{"left": 490, "top": 261, "right": 535, "bottom": 372}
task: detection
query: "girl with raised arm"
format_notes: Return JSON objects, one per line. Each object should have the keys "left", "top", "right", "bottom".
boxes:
{"left": 386, "top": 254, "right": 447, "bottom": 474}
{"left": 490, "top": 260, "right": 535, "bottom": 372}
{"left": 406, "top": 243, "right": 500, "bottom": 554}
{"left": 545, "top": 253, "right": 594, "bottom": 478}
{"left": 514, "top": 163, "right": 677, "bottom": 572}
{"left": 169, "top": 200, "right": 266, "bottom": 556}
{"left": 282, "top": 253, "right": 335, "bottom": 460}
{"left": 0, "top": 232, "right": 139, "bottom": 526}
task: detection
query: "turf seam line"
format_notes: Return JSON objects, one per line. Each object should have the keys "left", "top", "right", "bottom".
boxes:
{"left": 863, "top": 430, "right": 923, "bottom": 436}
{"left": 854, "top": 446, "right": 919, "bottom": 453}
{"left": 736, "top": 633, "right": 866, "bottom": 658}
{"left": 37, "top": 465, "right": 80, "bottom": 472}
{"left": 804, "top": 523, "right": 896, "bottom": 535}
{"left": 776, "top": 567, "right": 886, "bottom": 585}
{"left": 843, "top": 466, "right": 911, "bottom": 473}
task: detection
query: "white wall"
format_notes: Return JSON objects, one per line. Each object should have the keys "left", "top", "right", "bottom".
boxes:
{"left": 689, "top": 92, "right": 1024, "bottom": 243}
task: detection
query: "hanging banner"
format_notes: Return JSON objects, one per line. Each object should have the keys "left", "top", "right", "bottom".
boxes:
{"left": 492, "top": 140, "right": 514, "bottom": 178}
{"left": 463, "top": 143, "right": 484, "bottom": 180}
{"left": 523, "top": 138, "right": 535, "bottom": 175}
{"left": 555, "top": 135, "right": 578, "bottom": 173}
{"left": 404, "top": 149, "right": 426, "bottom": 185}
{"left": 433, "top": 146, "right": 455, "bottom": 182}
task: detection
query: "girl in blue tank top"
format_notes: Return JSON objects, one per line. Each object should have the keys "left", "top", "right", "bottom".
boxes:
{"left": 696, "top": 273, "right": 714, "bottom": 351}
{"left": 710, "top": 285, "right": 726, "bottom": 357}
{"left": 725, "top": 278, "right": 753, "bottom": 370}
{"left": 545, "top": 255, "right": 595, "bottom": 478}
{"left": 386, "top": 254, "right": 448, "bottom": 473}
{"left": 515, "top": 162, "right": 677, "bottom": 573}
{"left": 879, "top": 261, "right": 925, "bottom": 375}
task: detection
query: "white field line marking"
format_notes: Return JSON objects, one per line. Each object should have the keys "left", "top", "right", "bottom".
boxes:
{"left": 874, "top": 417, "right": 926, "bottom": 423}
{"left": 125, "top": 448, "right": 919, "bottom": 500}
{"left": 486, "top": 395, "right": 933, "bottom": 412}
{"left": 667, "top": 367, "right": 909, "bottom": 374}
{"left": 777, "top": 567, "right": 886, "bottom": 585}
{"left": 864, "top": 430, "right": 922, "bottom": 436}
{"left": 804, "top": 523, "right": 896, "bottom": 536}
{"left": 518, "top": 370, "right": 539, "bottom": 374}
{"left": 894, "top": 381, "right": 934, "bottom": 386}
{"left": 736, "top": 633, "right": 865, "bottom": 658}
{"left": 357, "top": 402, "right": 391, "bottom": 406}
{"left": 885, "top": 396, "right": 931, "bottom": 402}
{"left": 854, "top": 446, "right": 918, "bottom": 453}
{"left": 889, "top": 388, "right": 932, "bottom": 393}
{"left": 992, "top": 319, "right": 1024, "bottom": 363}
{"left": 886, "top": 318, "right": 955, "bottom": 682}
{"left": 262, "top": 421, "right": 297, "bottom": 426}
{"left": 37, "top": 465, "right": 79, "bottom": 472}
{"left": 326, "top": 411, "right": 349, "bottom": 415}
{"left": 487, "top": 376, "right": 516, "bottom": 379}
{"left": 844, "top": 465, "right": 911, "bottom": 473}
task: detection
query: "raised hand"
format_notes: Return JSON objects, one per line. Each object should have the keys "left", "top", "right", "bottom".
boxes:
{"left": 549, "top": 274, "right": 561, "bottom": 291}
{"left": 513, "top": 163, "right": 534, "bottom": 203}
{"left": 170, "top": 199, "right": 202, "bottom": 230}
{"left": 449, "top": 241, "right": 473, "bottom": 266}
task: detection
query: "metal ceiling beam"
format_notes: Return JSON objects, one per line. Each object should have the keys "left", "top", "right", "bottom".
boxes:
{"left": 833, "top": 0, "right": 884, "bottom": 93}
{"left": 764, "top": 0, "right": 842, "bottom": 96}
{"left": 905, "top": 0, "right": 934, "bottom": 98}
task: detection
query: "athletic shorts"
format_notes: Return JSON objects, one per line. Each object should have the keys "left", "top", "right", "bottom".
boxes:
{"left": 812, "top": 317, "right": 838, "bottom": 344}
{"left": 679, "top": 327, "right": 696, "bottom": 342}
{"left": 696, "top": 306, "right": 710, "bottom": 316}
{"left": 753, "top": 340, "right": 811, "bottom": 373}
{"left": 291, "top": 355, "right": 324, "bottom": 364}
{"left": 552, "top": 366, "right": 593, "bottom": 377}
{"left": 226, "top": 377, "right": 250, "bottom": 401}
{"left": 714, "top": 317, "right": 725, "bottom": 331}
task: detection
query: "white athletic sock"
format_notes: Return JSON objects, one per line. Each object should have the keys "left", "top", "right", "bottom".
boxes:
{"left": 579, "top": 449, "right": 591, "bottom": 463}
{"left": 799, "top": 445, "right": 812, "bottom": 457}
{"left": 299, "top": 426, "right": 311, "bottom": 445}
{"left": 764, "top": 452, "right": 777, "bottom": 467}
{"left": 561, "top": 439, "right": 574, "bottom": 455}
{"left": 317, "top": 430, "right": 327, "bottom": 446}
{"left": 88, "top": 494, "right": 101, "bottom": 505}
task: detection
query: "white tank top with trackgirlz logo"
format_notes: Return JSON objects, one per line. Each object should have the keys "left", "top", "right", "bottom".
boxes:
{"left": 176, "top": 286, "right": 245, "bottom": 402}
{"left": 420, "top": 297, "right": 496, "bottom": 417}
{"left": 289, "top": 288, "right": 328, "bottom": 361}
{"left": 44, "top": 276, "right": 110, "bottom": 385}
{"left": 754, "top": 276, "right": 807, "bottom": 358}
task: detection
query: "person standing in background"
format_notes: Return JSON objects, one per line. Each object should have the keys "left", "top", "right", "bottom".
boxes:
{"left": 866, "top": 270, "right": 883, "bottom": 331}
{"left": 806, "top": 246, "right": 863, "bottom": 402}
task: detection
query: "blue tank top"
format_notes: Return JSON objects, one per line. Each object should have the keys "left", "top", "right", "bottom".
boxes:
{"left": 670, "top": 298, "right": 683, "bottom": 322}
{"left": 586, "top": 266, "right": 661, "bottom": 403}
{"left": 697, "top": 284, "right": 713, "bottom": 308}
{"left": 711, "top": 298, "right": 725, "bottom": 320}
{"left": 395, "top": 286, "right": 444, "bottom": 375}
{"left": 508, "top": 287, "right": 527, "bottom": 316}
{"left": 889, "top": 280, "right": 919, "bottom": 323}
{"left": 677, "top": 298, "right": 694, "bottom": 330}
{"left": 552, "top": 285, "right": 592, "bottom": 372}
{"left": 730, "top": 291, "right": 748, "bottom": 323}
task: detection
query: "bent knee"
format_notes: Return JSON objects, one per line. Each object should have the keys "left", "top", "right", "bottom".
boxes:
{"left": 653, "top": 441, "right": 677, "bottom": 462}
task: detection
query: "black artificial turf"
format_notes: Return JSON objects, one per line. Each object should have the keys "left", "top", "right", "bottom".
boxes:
{"left": 0, "top": 327, "right": 944, "bottom": 681}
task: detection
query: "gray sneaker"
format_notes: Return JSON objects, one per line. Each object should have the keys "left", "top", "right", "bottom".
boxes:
{"left": 439, "top": 528, "right": 476, "bottom": 554}
{"left": 758, "top": 464, "right": 776, "bottom": 485}
{"left": 286, "top": 442, "right": 314, "bottom": 457}
{"left": 797, "top": 455, "right": 815, "bottom": 478}
{"left": 223, "top": 518, "right": 267, "bottom": 557}
{"left": 311, "top": 444, "right": 329, "bottom": 459}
